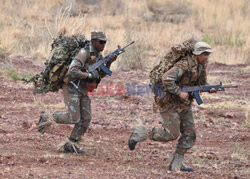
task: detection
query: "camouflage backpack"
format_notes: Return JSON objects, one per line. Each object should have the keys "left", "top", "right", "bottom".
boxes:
{"left": 149, "top": 38, "right": 197, "bottom": 96}
{"left": 26, "top": 34, "right": 88, "bottom": 94}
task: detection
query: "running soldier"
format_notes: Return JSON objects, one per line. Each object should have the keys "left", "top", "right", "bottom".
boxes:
{"left": 128, "top": 41, "right": 216, "bottom": 172}
{"left": 38, "top": 30, "right": 117, "bottom": 153}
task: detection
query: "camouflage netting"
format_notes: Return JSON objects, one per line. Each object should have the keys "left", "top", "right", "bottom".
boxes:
{"left": 149, "top": 37, "right": 198, "bottom": 94}
{"left": 24, "top": 34, "right": 88, "bottom": 94}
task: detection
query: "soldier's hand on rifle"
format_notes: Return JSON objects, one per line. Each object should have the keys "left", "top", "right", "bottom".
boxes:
{"left": 179, "top": 91, "right": 189, "bottom": 101}
{"left": 209, "top": 88, "right": 217, "bottom": 93}
{"left": 109, "top": 54, "right": 118, "bottom": 64}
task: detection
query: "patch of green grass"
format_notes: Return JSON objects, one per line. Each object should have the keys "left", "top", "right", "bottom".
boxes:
{"left": 237, "top": 69, "right": 244, "bottom": 73}
{"left": 202, "top": 34, "right": 213, "bottom": 44}
{"left": 230, "top": 143, "right": 244, "bottom": 155}
{"left": 6, "top": 69, "right": 21, "bottom": 81}
{"left": 202, "top": 33, "right": 246, "bottom": 47}
{"left": 5, "top": 68, "right": 34, "bottom": 81}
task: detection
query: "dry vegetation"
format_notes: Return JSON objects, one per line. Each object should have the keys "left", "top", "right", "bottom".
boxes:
{"left": 0, "top": 0, "right": 249, "bottom": 69}
{"left": 0, "top": 1, "right": 249, "bottom": 178}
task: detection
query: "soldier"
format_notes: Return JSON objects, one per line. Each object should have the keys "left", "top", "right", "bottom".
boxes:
{"left": 128, "top": 41, "right": 216, "bottom": 172}
{"left": 38, "top": 30, "right": 117, "bottom": 153}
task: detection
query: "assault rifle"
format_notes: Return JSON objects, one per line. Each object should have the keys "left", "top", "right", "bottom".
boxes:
{"left": 88, "top": 41, "right": 135, "bottom": 76}
{"left": 181, "top": 82, "right": 238, "bottom": 105}
{"left": 157, "top": 82, "right": 238, "bottom": 105}
{"left": 71, "top": 41, "right": 135, "bottom": 90}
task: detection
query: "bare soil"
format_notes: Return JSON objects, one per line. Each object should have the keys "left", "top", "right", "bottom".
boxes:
{"left": 0, "top": 57, "right": 249, "bottom": 178}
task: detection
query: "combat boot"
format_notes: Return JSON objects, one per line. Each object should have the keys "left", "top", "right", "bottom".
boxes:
{"left": 128, "top": 133, "right": 138, "bottom": 150}
{"left": 128, "top": 121, "right": 148, "bottom": 151}
{"left": 63, "top": 138, "right": 85, "bottom": 154}
{"left": 37, "top": 111, "right": 47, "bottom": 125}
{"left": 169, "top": 153, "right": 193, "bottom": 172}
{"left": 37, "top": 111, "right": 55, "bottom": 134}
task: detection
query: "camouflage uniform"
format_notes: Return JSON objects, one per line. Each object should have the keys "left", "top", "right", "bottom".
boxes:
{"left": 34, "top": 31, "right": 113, "bottom": 153}
{"left": 151, "top": 54, "right": 207, "bottom": 154}
{"left": 129, "top": 40, "right": 213, "bottom": 171}
{"left": 52, "top": 38, "right": 108, "bottom": 142}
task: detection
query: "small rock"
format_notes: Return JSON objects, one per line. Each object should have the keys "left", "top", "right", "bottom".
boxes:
{"left": 0, "top": 129, "right": 7, "bottom": 134}
{"left": 38, "top": 158, "right": 46, "bottom": 163}
{"left": 7, "top": 161, "right": 15, "bottom": 165}
{"left": 225, "top": 112, "right": 235, "bottom": 118}
{"left": 22, "top": 121, "right": 31, "bottom": 129}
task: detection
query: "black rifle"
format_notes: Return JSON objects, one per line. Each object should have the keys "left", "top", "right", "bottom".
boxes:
{"left": 182, "top": 82, "right": 238, "bottom": 105}
{"left": 71, "top": 41, "right": 135, "bottom": 90}
{"left": 88, "top": 41, "right": 135, "bottom": 76}
{"left": 156, "top": 82, "right": 238, "bottom": 105}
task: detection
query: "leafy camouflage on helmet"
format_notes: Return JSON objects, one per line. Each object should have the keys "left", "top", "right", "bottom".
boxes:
{"left": 24, "top": 34, "right": 88, "bottom": 94}
{"left": 149, "top": 38, "right": 197, "bottom": 93}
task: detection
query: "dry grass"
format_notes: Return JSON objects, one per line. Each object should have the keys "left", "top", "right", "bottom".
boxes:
{"left": 0, "top": 0, "right": 249, "bottom": 68}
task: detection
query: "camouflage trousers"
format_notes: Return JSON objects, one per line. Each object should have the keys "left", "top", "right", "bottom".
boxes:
{"left": 151, "top": 105, "right": 196, "bottom": 155}
{"left": 53, "top": 84, "right": 91, "bottom": 141}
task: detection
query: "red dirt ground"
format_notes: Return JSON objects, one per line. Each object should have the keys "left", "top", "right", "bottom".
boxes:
{"left": 0, "top": 56, "right": 249, "bottom": 178}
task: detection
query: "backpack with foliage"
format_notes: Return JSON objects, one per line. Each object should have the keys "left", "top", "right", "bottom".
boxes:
{"left": 25, "top": 34, "right": 88, "bottom": 94}
{"left": 149, "top": 38, "right": 197, "bottom": 96}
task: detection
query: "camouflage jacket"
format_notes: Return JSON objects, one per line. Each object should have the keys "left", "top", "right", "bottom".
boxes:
{"left": 66, "top": 42, "right": 108, "bottom": 95}
{"left": 155, "top": 54, "right": 207, "bottom": 112}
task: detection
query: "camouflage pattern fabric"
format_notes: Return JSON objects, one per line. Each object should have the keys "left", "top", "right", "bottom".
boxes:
{"left": 24, "top": 34, "right": 87, "bottom": 94}
{"left": 51, "top": 41, "right": 109, "bottom": 142}
{"left": 53, "top": 84, "right": 91, "bottom": 141}
{"left": 149, "top": 48, "right": 207, "bottom": 155}
{"left": 154, "top": 54, "right": 207, "bottom": 112}
{"left": 149, "top": 38, "right": 197, "bottom": 91}
{"left": 151, "top": 106, "right": 196, "bottom": 154}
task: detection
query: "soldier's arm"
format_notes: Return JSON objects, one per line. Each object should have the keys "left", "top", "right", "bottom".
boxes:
{"left": 161, "top": 61, "right": 188, "bottom": 95}
{"left": 67, "top": 49, "right": 89, "bottom": 81}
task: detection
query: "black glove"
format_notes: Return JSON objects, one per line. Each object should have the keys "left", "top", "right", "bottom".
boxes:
{"left": 88, "top": 70, "right": 100, "bottom": 80}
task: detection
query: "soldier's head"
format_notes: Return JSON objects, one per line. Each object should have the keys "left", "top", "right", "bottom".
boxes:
{"left": 193, "top": 42, "right": 214, "bottom": 66}
{"left": 91, "top": 30, "right": 107, "bottom": 52}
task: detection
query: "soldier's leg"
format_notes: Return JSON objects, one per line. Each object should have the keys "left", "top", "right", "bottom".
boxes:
{"left": 128, "top": 108, "right": 181, "bottom": 150}
{"left": 60, "top": 95, "right": 91, "bottom": 154}
{"left": 151, "top": 109, "right": 180, "bottom": 142}
{"left": 37, "top": 88, "right": 81, "bottom": 134}
{"left": 175, "top": 107, "right": 196, "bottom": 154}
{"left": 53, "top": 86, "right": 81, "bottom": 124}
{"left": 170, "top": 107, "right": 195, "bottom": 172}
{"left": 69, "top": 95, "right": 91, "bottom": 141}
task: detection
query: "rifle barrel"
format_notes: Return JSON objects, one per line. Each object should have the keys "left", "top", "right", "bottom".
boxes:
{"left": 122, "top": 41, "right": 135, "bottom": 49}
{"left": 222, "top": 85, "right": 238, "bottom": 88}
